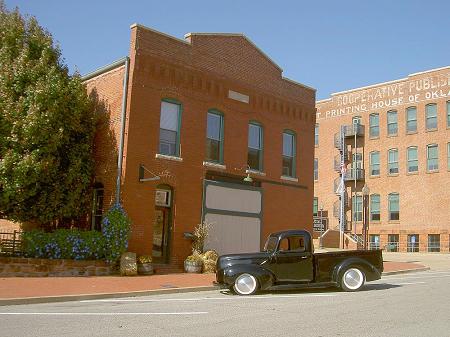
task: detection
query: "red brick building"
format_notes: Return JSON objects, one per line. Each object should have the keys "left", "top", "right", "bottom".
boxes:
{"left": 314, "top": 66, "right": 450, "bottom": 253}
{"left": 84, "top": 24, "right": 316, "bottom": 268}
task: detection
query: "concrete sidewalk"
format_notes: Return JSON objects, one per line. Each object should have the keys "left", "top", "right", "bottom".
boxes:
{"left": 0, "top": 260, "right": 428, "bottom": 306}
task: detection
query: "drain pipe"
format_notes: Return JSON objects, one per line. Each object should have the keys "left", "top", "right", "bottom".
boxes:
{"left": 115, "top": 56, "right": 130, "bottom": 205}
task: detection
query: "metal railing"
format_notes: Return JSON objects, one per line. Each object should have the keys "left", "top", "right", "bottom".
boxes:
{"left": 369, "top": 242, "right": 380, "bottom": 250}
{"left": 407, "top": 243, "right": 419, "bottom": 252}
{"left": 384, "top": 242, "right": 399, "bottom": 252}
{"left": 0, "top": 231, "right": 23, "bottom": 256}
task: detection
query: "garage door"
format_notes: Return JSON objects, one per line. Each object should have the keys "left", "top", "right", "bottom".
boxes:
{"left": 203, "top": 180, "right": 262, "bottom": 255}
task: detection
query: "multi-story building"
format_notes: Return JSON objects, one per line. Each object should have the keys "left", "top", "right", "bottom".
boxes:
{"left": 84, "top": 24, "right": 316, "bottom": 269}
{"left": 314, "top": 66, "right": 450, "bottom": 253}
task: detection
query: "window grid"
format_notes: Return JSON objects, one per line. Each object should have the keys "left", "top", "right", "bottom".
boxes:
{"left": 314, "top": 124, "right": 319, "bottom": 146}
{"left": 388, "top": 149, "right": 399, "bottom": 175}
{"left": 352, "top": 195, "right": 363, "bottom": 222}
{"left": 388, "top": 193, "right": 399, "bottom": 221}
{"left": 282, "top": 131, "right": 296, "bottom": 177}
{"left": 205, "top": 111, "right": 224, "bottom": 164}
{"left": 248, "top": 123, "right": 263, "bottom": 171}
{"left": 369, "top": 113, "right": 379, "bottom": 138}
{"left": 428, "top": 234, "right": 440, "bottom": 252}
{"left": 426, "top": 103, "right": 437, "bottom": 130}
{"left": 370, "top": 194, "right": 380, "bottom": 221}
{"left": 427, "top": 144, "right": 439, "bottom": 171}
{"left": 387, "top": 110, "right": 398, "bottom": 136}
{"left": 407, "top": 146, "right": 418, "bottom": 173}
{"left": 314, "top": 158, "right": 318, "bottom": 181}
{"left": 313, "top": 197, "right": 318, "bottom": 216}
{"left": 406, "top": 107, "right": 417, "bottom": 133}
{"left": 159, "top": 100, "right": 181, "bottom": 157}
{"left": 370, "top": 151, "right": 380, "bottom": 176}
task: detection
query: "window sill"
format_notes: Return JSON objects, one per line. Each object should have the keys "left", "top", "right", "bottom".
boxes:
{"left": 426, "top": 169, "right": 439, "bottom": 174}
{"left": 203, "top": 161, "right": 226, "bottom": 170}
{"left": 369, "top": 175, "right": 380, "bottom": 179}
{"left": 387, "top": 173, "right": 399, "bottom": 177}
{"left": 387, "top": 134, "right": 398, "bottom": 138}
{"left": 246, "top": 169, "right": 266, "bottom": 176}
{"left": 369, "top": 136, "right": 380, "bottom": 140}
{"left": 155, "top": 153, "right": 183, "bottom": 162}
{"left": 406, "top": 171, "right": 419, "bottom": 175}
{"left": 425, "top": 128, "right": 438, "bottom": 133}
{"left": 370, "top": 220, "right": 381, "bottom": 224}
{"left": 388, "top": 220, "right": 400, "bottom": 224}
{"left": 281, "top": 176, "right": 298, "bottom": 182}
{"left": 406, "top": 131, "right": 418, "bottom": 135}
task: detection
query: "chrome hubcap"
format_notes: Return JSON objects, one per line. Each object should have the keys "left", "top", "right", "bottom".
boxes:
{"left": 235, "top": 274, "right": 257, "bottom": 295}
{"left": 343, "top": 268, "right": 364, "bottom": 290}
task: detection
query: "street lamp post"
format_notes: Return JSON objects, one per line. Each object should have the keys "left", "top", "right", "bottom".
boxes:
{"left": 362, "top": 184, "right": 370, "bottom": 250}
{"left": 319, "top": 204, "right": 324, "bottom": 249}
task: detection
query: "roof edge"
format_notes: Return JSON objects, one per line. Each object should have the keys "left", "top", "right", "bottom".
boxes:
{"left": 130, "top": 23, "right": 190, "bottom": 45}
{"left": 82, "top": 57, "right": 127, "bottom": 81}
{"left": 283, "top": 77, "right": 316, "bottom": 92}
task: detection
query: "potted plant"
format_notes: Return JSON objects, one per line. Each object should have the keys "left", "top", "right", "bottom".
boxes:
{"left": 184, "top": 250, "right": 203, "bottom": 273}
{"left": 136, "top": 255, "right": 153, "bottom": 275}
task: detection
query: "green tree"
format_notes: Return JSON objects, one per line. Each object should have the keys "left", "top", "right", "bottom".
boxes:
{"left": 0, "top": 2, "right": 96, "bottom": 226}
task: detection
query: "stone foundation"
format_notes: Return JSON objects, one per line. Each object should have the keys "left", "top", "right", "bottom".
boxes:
{"left": 0, "top": 257, "right": 114, "bottom": 277}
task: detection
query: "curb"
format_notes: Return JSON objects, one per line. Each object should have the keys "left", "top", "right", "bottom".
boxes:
{"left": 0, "top": 285, "right": 218, "bottom": 307}
{"left": 382, "top": 266, "right": 430, "bottom": 276}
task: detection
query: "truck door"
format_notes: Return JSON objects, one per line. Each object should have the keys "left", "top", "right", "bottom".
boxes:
{"left": 275, "top": 235, "right": 313, "bottom": 283}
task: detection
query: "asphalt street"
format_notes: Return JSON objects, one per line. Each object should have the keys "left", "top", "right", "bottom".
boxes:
{"left": 1, "top": 269, "right": 449, "bottom": 337}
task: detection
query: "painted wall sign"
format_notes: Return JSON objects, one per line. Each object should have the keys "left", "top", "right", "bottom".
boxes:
{"left": 317, "top": 72, "right": 450, "bottom": 120}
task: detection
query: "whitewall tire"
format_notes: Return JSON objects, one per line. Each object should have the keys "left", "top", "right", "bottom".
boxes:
{"left": 233, "top": 273, "right": 259, "bottom": 295}
{"left": 341, "top": 267, "right": 366, "bottom": 292}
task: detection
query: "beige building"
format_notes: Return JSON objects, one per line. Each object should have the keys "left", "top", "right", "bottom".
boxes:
{"left": 314, "top": 66, "right": 450, "bottom": 253}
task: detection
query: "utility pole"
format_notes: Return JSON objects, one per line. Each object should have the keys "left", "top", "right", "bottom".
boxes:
{"left": 339, "top": 125, "right": 346, "bottom": 250}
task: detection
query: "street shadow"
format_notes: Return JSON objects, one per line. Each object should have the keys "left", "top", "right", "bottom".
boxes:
{"left": 219, "top": 283, "right": 401, "bottom": 296}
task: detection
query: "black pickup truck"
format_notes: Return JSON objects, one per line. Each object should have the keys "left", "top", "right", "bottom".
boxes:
{"left": 215, "top": 230, "right": 383, "bottom": 295}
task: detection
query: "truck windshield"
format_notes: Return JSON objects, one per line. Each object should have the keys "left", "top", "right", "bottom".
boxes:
{"left": 264, "top": 236, "right": 278, "bottom": 253}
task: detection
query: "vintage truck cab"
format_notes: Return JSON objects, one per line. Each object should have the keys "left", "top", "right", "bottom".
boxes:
{"left": 215, "top": 230, "right": 383, "bottom": 295}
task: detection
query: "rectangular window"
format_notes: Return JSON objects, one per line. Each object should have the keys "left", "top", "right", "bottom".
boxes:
{"left": 205, "top": 111, "right": 223, "bottom": 163}
{"left": 388, "top": 149, "right": 399, "bottom": 175}
{"left": 248, "top": 123, "right": 263, "bottom": 171}
{"left": 407, "top": 234, "right": 419, "bottom": 252}
{"left": 428, "top": 234, "right": 440, "bottom": 252}
{"left": 427, "top": 144, "right": 439, "bottom": 171}
{"left": 407, "top": 146, "right": 418, "bottom": 173}
{"left": 282, "top": 132, "right": 296, "bottom": 177}
{"left": 387, "top": 234, "right": 399, "bottom": 252}
{"left": 406, "top": 107, "right": 417, "bottom": 133}
{"left": 352, "top": 195, "right": 363, "bottom": 222}
{"left": 388, "top": 193, "right": 399, "bottom": 221}
{"left": 369, "top": 113, "right": 379, "bottom": 138}
{"left": 426, "top": 103, "right": 437, "bottom": 130}
{"left": 313, "top": 197, "right": 318, "bottom": 216}
{"left": 447, "top": 101, "right": 450, "bottom": 128}
{"left": 370, "top": 151, "right": 380, "bottom": 176}
{"left": 369, "top": 235, "right": 380, "bottom": 250}
{"left": 387, "top": 110, "right": 398, "bottom": 136}
{"left": 314, "top": 124, "right": 319, "bottom": 146}
{"left": 314, "top": 158, "right": 318, "bottom": 181}
{"left": 370, "top": 194, "right": 380, "bottom": 221}
{"left": 447, "top": 143, "right": 450, "bottom": 170}
{"left": 159, "top": 101, "right": 181, "bottom": 156}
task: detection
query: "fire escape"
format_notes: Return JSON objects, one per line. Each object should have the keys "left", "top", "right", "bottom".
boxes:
{"left": 333, "top": 122, "right": 365, "bottom": 248}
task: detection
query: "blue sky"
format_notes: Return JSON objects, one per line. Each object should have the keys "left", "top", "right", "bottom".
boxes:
{"left": 6, "top": 0, "right": 450, "bottom": 99}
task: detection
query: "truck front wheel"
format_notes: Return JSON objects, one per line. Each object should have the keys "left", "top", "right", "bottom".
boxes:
{"left": 233, "top": 273, "right": 259, "bottom": 295}
{"left": 341, "top": 267, "right": 366, "bottom": 292}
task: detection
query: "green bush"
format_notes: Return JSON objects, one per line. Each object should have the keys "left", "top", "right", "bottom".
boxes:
{"left": 22, "top": 229, "right": 106, "bottom": 260}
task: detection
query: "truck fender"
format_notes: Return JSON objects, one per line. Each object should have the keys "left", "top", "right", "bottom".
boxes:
{"left": 332, "top": 258, "right": 380, "bottom": 284}
{"left": 223, "top": 264, "right": 275, "bottom": 290}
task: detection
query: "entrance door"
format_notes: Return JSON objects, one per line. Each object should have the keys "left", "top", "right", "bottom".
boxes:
{"left": 152, "top": 207, "right": 171, "bottom": 263}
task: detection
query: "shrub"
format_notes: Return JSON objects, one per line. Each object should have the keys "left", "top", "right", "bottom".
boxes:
{"left": 102, "top": 204, "right": 131, "bottom": 263}
{"left": 192, "top": 221, "right": 211, "bottom": 253}
{"left": 22, "top": 229, "right": 105, "bottom": 260}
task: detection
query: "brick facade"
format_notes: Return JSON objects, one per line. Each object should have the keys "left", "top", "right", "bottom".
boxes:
{"left": 85, "top": 25, "right": 316, "bottom": 268}
{"left": 315, "top": 67, "right": 450, "bottom": 253}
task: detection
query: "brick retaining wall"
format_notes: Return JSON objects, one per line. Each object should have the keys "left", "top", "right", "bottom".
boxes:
{"left": 0, "top": 257, "right": 114, "bottom": 277}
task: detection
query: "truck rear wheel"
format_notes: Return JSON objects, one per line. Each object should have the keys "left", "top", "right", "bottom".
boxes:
{"left": 341, "top": 267, "right": 365, "bottom": 292}
{"left": 233, "top": 273, "right": 259, "bottom": 295}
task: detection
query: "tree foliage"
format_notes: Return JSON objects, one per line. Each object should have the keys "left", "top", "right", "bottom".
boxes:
{"left": 0, "top": 2, "right": 96, "bottom": 225}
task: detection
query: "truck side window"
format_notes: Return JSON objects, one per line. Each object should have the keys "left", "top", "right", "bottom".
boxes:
{"left": 279, "top": 236, "right": 305, "bottom": 252}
